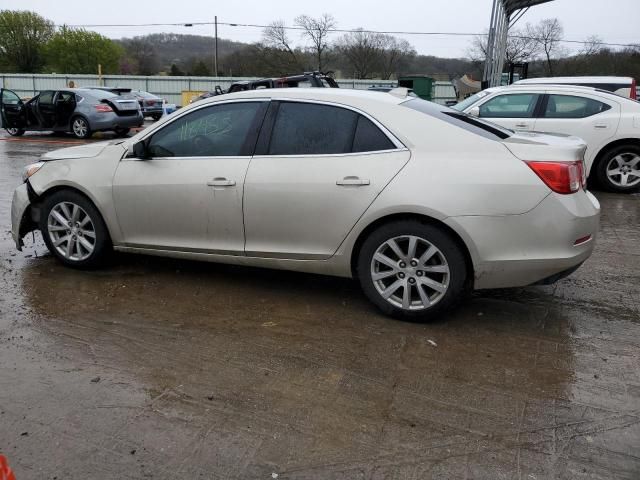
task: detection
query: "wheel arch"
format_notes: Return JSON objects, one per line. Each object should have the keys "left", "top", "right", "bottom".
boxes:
{"left": 32, "top": 184, "right": 115, "bottom": 242}
{"left": 69, "top": 113, "right": 91, "bottom": 132}
{"left": 349, "top": 212, "right": 475, "bottom": 286}
{"left": 592, "top": 138, "right": 640, "bottom": 170}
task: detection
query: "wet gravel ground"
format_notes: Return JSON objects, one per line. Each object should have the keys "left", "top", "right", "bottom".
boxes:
{"left": 0, "top": 128, "right": 639, "bottom": 479}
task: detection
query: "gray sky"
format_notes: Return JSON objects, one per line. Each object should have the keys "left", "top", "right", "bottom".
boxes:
{"left": 11, "top": 0, "right": 640, "bottom": 58}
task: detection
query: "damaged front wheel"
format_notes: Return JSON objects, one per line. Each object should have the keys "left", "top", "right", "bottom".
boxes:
{"left": 39, "top": 190, "right": 111, "bottom": 268}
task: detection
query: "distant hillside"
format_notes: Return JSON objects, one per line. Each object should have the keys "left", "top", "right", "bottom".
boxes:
{"left": 117, "top": 33, "right": 249, "bottom": 73}
{"left": 117, "top": 32, "right": 482, "bottom": 79}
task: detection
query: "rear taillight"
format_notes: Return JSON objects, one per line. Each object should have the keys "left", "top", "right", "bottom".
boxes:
{"left": 94, "top": 104, "right": 113, "bottom": 113}
{"left": 525, "top": 161, "right": 584, "bottom": 194}
{"left": 631, "top": 78, "right": 637, "bottom": 100}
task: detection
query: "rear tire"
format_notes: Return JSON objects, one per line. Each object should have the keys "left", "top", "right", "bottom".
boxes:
{"left": 71, "top": 116, "right": 92, "bottom": 139}
{"left": 114, "top": 127, "right": 130, "bottom": 137}
{"left": 357, "top": 221, "right": 468, "bottom": 322}
{"left": 594, "top": 144, "right": 640, "bottom": 193}
{"left": 6, "top": 127, "right": 25, "bottom": 136}
{"left": 39, "top": 190, "right": 112, "bottom": 269}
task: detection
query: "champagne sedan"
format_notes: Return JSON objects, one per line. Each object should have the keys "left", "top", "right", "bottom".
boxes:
{"left": 11, "top": 88, "right": 599, "bottom": 321}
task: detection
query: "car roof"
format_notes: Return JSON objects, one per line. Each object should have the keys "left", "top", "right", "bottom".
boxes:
{"left": 503, "top": 84, "right": 599, "bottom": 92}
{"left": 515, "top": 76, "right": 633, "bottom": 85}
{"left": 197, "top": 87, "right": 408, "bottom": 106}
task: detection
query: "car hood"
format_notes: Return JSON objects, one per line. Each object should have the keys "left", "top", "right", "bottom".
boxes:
{"left": 502, "top": 131, "right": 587, "bottom": 162}
{"left": 40, "top": 140, "right": 125, "bottom": 161}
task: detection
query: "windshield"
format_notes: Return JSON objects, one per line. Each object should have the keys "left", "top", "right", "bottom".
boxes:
{"left": 451, "top": 91, "right": 490, "bottom": 111}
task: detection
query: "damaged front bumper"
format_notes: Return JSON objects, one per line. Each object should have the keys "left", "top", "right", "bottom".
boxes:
{"left": 11, "top": 183, "right": 37, "bottom": 251}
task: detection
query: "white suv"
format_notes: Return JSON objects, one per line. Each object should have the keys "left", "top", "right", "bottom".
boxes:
{"left": 453, "top": 84, "right": 640, "bottom": 192}
{"left": 514, "top": 76, "right": 637, "bottom": 100}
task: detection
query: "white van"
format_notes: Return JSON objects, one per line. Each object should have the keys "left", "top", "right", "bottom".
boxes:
{"left": 514, "top": 76, "right": 637, "bottom": 100}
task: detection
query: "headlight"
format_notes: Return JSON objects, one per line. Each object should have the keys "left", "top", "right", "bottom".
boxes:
{"left": 22, "top": 162, "right": 45, "bottom": 182}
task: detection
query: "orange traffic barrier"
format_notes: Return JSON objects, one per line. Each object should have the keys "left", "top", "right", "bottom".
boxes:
{"left": 0, "top": 455, "right": 16, "bottom": 480}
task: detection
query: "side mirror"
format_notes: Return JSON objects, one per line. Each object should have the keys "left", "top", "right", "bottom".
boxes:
{"left": 468, "top": 106, "right": 480, "bottom": 117}
{"left": 132, "top": 141, "right": 149, "bottom": 159}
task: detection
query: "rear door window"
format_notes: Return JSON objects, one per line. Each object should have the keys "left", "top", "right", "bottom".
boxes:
{"left": 39, "top": 91, "right": 54, "bottom": 105}
{"left": 268, "top": 102, "right": 357, "bottom": 155}
{"left": 352, "top": 115, "right": 395, "bottom": 152}
{"left": 266, "top": 102, "right": 397, "bottom": 155}
{"left": 479, "top": 93, "right": 540, "bottom": 118}
{"left": 543, "top": 94, "right": 611, "bottom": 118}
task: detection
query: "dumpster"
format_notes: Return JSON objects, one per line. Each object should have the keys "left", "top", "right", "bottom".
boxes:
{"left": 398, "top": 76, "right": 434, "bottom": 101}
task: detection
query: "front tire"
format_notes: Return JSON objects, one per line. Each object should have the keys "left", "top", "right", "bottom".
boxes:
{"left": 151, "top": 113, "right": 162, "bottom": 121}
{"left": 6, "top": 127, "right": 25, "bottom": 136}
{"left": 594, "top": 144, "right": 640, "bottom": 193}
{"left": 39, "top": 190, "right": 111, "bottom": 268}
{"left": 71, "top": 116, "right": 92, "bottom": 139}
{"left": 357, "top": 221, "right": 468, "bottom": 322}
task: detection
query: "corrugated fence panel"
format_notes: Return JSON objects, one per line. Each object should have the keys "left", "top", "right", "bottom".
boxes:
{"left": 1, "top": 73, "right": 455, "bottom": 106}
{"left": 432, "top": 81, "right": 458, "bottom": 105}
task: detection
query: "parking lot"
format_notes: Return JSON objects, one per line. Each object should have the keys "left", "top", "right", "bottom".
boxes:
{"left": 0, "top": 128, "right": 638, "bottom": 479}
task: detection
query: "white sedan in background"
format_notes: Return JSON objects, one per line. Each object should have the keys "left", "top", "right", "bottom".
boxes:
{"left": 12, "top": 88, "right": 599, "bottom": 321}
{"left": 453, "top": 84, "right": 640, "bottom": 193}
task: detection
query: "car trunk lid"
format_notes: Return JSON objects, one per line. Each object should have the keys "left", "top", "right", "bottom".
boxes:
{"left": 502, "top": 131, "right": 587, "bottom": 162}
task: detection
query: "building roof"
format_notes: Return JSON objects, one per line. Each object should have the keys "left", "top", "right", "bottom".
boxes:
{"left": 502, "top": 0, "right": 554, "bottom": 16}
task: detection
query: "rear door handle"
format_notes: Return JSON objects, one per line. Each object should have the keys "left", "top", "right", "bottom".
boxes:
{"left": 515, "top": 123, "right": 529, "bottom": 128}
{"left": 594, "top": 124, "right": 608, "bottom": 129}
{"left": 336, "top": 176, "right": 370, "bottom": 186}
{"left": 207, "top": 177, "right": 236, "bottom": 187}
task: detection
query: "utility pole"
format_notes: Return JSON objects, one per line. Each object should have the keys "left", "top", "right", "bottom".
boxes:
{"left": 214, "top": 16, "right": 218, "bottom": 77}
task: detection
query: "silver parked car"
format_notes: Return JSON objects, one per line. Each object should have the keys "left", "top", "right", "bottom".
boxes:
{"left": 11, "top": 88, "right": 600, "bottom": 321}
{"left": 1, "top": 88, "right": 143, "bottom": 139}
{"left": 131, "top": 90, "right": 164, "bottom": 121}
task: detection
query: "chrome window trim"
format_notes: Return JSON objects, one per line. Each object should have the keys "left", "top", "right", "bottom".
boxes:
{"left": 132, "top": 98, "right": 270, "bottom": 143}
{"left": 268, "top": 97, "right": 407, "bottom": 151}
{"left": 252, "top": 148, "right": 408, "bottom": 159}
{"left": 129, "top": 97, "right": 407, "bottom": 158}
{"left": 122, "top": 155, "right": 252, "bottom": 162}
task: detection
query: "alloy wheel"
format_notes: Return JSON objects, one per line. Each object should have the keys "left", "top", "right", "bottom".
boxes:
{"left": 47, "top": 202, "right": 96, "bottom": 261}
{"left": 606, "top": 153, "right": 640, "bottom": 188}
{"left": 7, "top": 128, "right": 19, "bottom": 135}
{"left": 370, "top": 235, "right": 450, "bottom": 311}
{"left": 72, "top": 118, "right": 88, "bottom": 138}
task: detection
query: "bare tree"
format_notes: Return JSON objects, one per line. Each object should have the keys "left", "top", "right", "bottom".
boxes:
{"left": 467, "top": 29, "right": 539, "bottom": 65}
{"left": 526, "top": 18, "right": 564, "bottom": 75}
{"left": 379, "top": 36, "right": 415, "bottom": 79}
{"left": 262, "top": 20, "right": 300, "bottom": 66}
{"left": 122, "top": 37, "right": 159, "bottom": 75}
{"left": 335, "top": 29, "right": 384, "bottom": 78}
{"left": 579, "top": 35, "right": 604, "bottom": 56}
{"left": 294, "top": 13, "right": 336, "bottom": 71}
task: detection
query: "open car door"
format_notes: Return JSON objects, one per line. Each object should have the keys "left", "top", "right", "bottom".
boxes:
{"left": 1, "top": 89, "right": 27, "bottom": 132}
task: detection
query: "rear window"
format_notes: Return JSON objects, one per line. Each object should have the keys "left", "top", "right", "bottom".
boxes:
{"left": 136, "top": 91, "right": 157, "bottom": 98}
{"left": 82, "top": 89, "right": 118, "bottom": 99}
{"left": 402, "top": 98, "right": 511, "bottom": 141}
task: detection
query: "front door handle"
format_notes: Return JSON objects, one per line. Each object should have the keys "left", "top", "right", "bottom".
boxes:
{"left": 594, "top": 124, "right": 608, "bottom": 129}
{"left": 336, "top": 176, "right": 370, "bottom": 186}
{"left": 207, "top": 177, "right": 236, "bottom": 187}
{"left": 515, "top": 123, "right": 529, "bottom": 128}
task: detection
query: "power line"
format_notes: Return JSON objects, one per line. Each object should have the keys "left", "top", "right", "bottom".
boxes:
{"left": 2, "top": 20, "right": 639, "bottom": 49}
{"left": 76, "top": 21, "right": 640, "bottom": 48}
